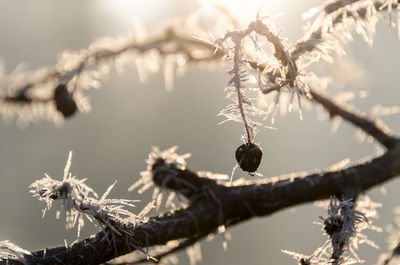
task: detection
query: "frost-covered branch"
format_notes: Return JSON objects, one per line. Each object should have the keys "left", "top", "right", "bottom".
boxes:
{"left": 0, "top": 0, "right": 397, "bottom": 127}
{"left": 29, "top": 152, "right": 141, "bottom": 239}
{"left": 283, "top": 195, "right": 381, "bottom": 264}
{"left": 2, "top": 141, "right": 400, "bottom": 265}
{"left": 244, "top": 57, "right": 398, "bottom": 149}
{"left": 309, "top": 88, "right": 399, "bottom": 149}
{"left": 217, "top": 0, "right": 399, "bottom": 141}
{"left": 0, "top": 26, "right": 221, "bottom": 123}
{"left": 1, "top": 1, "right": 400, "bottom": 264}
{"left": 291, "top": 0, "right": 399, "bottom": 60}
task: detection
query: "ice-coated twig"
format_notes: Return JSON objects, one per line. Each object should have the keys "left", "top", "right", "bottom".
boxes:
{"left": 323, "top": 197, "right": 369, "bottom": 264}
{"left": 292, "top": 0, "right": 399, "bottom": 61}
{"left": 0, "top": 25, "right": 222, "bottom": 123}
{"left": 0, "top": 241, "right": 31, "bottom": 265}
{"left": 29, "top": 151, "right": 141, "bottom": 239}
{"left": 310, "top": 88, "right": 398, "bottom": 149}
{"left": 245, "top": 58, "right": 398, "bottom": 149}
{"left": 283, "top": 195, "right": 381, "bottom": 265}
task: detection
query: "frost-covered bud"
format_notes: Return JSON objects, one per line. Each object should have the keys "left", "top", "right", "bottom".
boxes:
{"left": 324, "top": 215, "right": 344, "bottom": 236}
{"left": 54, "top": 84, "right": 77, "bottom": 118}
{"left": 235, "top": 143, "right": 262, "bottom": 175}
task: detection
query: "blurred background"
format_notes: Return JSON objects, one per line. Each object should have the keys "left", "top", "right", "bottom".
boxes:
{"left": 0, "top": 0, "right": 399, "bottom": 264}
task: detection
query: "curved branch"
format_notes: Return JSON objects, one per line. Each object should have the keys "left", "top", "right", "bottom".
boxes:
{"left": 0, "top": 28, "right": 222, "bottom": 120}
{"left": 247, "top": 58, "right": 398, "bottom": 149}
{"left": 3, "top": 140, "right": 400, "bottom": 265}
{"left": 310, "top": 88, "right": 399, "bottom": 149}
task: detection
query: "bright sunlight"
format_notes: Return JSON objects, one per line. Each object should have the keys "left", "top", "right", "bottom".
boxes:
{"left": 100, "top": 0, "right": 283, "bottom": 25}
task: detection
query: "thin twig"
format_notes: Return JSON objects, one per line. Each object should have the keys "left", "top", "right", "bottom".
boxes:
{"left": 0, "top": 29, "right": 221, "bottom": 104}
{"left": 310, "top": 88, "right": 398, "bottom": 149}
{"left": 231, "top": 34, "right": 253, "bottom": 143}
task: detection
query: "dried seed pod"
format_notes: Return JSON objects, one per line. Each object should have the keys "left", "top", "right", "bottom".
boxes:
{"left": 235, "top": 143, "right": 262, "bottom": 175}
{"left": 54, "top": 84, "right": 77, "bottom": 118}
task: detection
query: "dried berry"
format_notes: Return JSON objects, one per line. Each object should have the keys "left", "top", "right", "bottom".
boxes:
{"left": 54, "top": 84, "right": 77, "bottom": 118}
{"left": 235, "top": 143, "right": 262, "bottom": 175}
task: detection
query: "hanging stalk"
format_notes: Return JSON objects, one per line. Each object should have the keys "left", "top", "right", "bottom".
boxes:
{"left": 231, "top": 34, "right": 252, "bottom": 144}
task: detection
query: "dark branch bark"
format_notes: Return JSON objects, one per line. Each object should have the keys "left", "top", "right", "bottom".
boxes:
{"left": 310, "top": 88, "right": 399, "bottom": 149}
{"left": 3, "top": 139, "right": 400, "bottom": 265}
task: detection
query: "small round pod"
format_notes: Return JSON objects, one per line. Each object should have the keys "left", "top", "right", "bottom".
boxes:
{"left": 235, "top": 142, "right": 262, "bottom": 175}
{"left": 54, "top": 84, "right": 77, "bottom": 118}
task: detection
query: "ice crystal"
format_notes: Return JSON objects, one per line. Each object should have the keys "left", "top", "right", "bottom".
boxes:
{"left": 186, "top": 242, "right": 202, "bottom": 265}
{"left": 376, "top": 207, "right": 400, "bottom": 265}
{"left": 0, "top": 240, "right": 30, "bottom": 264}
{"left": 125, "top": 147, "right": 233, "bottom": 264}
{"left": 29, "top": 151, "right": 140, "bottom": 239}
{"left": 284, "top": 195, "right": 380, "bottom": 265}
{"left": 215, "top": 19, "right": 285, "bottom": 140}
{"left": 129, "top": 146, "right": 191, "bottom": 216}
